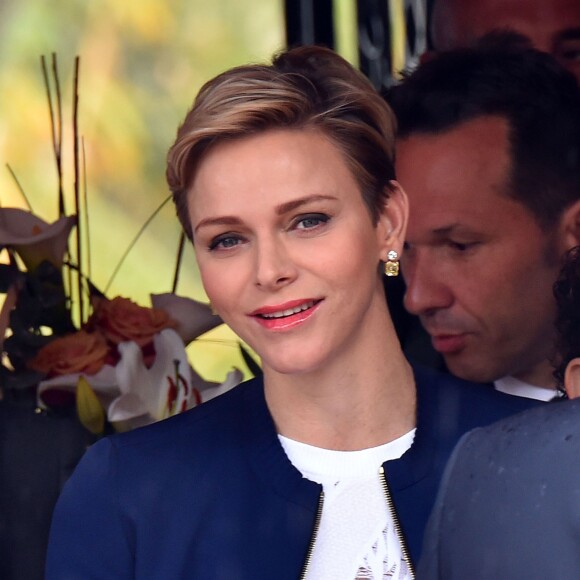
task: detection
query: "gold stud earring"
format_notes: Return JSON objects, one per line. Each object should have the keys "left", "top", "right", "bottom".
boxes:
{"left": 384, "top": 250, "right": 399, "bottom": 277}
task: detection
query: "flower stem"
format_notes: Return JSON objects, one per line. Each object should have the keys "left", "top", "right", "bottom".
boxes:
{"left": 72, "top": 55, "right": 83, "bottom": 324}
{"left": 172, "top": 231, "right": 186, "bottom": 293}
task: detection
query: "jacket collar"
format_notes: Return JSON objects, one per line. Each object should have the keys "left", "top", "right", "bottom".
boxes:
{"left": 383, "top": 365, "right": 436, "bottom": 491}
{"left": 237, "top": 377, "right": 321, "bottom": 513}
{"left": 235, "top": 369, "right": 435, "bottom": 504}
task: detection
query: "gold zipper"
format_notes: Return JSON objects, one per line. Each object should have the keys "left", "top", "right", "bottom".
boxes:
{"left": 299, "top": 490, "right": 325, "bottom": 580}
{"left": 379, "top": 465, "right": 416, "bottom": 579}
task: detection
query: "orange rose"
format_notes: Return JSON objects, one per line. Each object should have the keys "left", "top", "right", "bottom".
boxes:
{"left": 87, "top": 296, "right": 176, "bottom": 347}
{"left": 30, "top": 330, "right": 109, "bottom": 377}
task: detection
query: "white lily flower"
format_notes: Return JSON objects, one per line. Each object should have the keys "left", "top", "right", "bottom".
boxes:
{"left": 107, "top": 328, "right": 242, "bottom": 427}
{"left": 199, "top": 367, "right": 244, "bottom": 403}
{"left": 36, "top": 328, "right": 243, "bottom": 430}
{"left": 0, "top": 208, "right": 76, "bottom": 270}
{"left": 106, "top": 328, "right": 192, "bottom": 425}
{"left": 37, "top": 365, "right": 119, "bottom": 410}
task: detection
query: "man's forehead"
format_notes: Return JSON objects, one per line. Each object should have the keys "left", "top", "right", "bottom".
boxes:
{"left": 395, "top": 117, "right": 512, "bottom": 191}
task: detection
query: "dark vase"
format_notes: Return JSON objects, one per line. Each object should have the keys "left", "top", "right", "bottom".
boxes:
{"left": 0, "top": 389, "right": 96, "bottom": 580}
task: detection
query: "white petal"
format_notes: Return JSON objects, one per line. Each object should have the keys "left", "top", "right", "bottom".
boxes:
{"left": 200, "top": 368, "right": 243, "bottom": 403}
{"left": 150, "top": 293, "right": 221, "bottom": 344}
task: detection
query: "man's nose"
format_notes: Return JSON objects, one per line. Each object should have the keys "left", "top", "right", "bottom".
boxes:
{"left": 402, "top": 251, "right": 453, "bottom": 316}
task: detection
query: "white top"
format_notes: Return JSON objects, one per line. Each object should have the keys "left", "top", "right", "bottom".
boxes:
{"left": 494, "top": 375, "right": 559, "bottom": 402}
{"left": 279, "top": 430, "right": 416, "bottom": 580}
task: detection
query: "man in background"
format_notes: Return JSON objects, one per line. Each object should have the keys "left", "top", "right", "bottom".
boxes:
{"left": 389, "top": 34, "right": 580, "bottom": 400}
{"left": 416, "top": 246, "right": 580, "bottom": 578}
{"left": 429, "top": 0, "right": 580, "bottom": 83}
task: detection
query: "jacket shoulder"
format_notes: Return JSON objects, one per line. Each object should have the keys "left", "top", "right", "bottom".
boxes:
{"left": 413, "top": 364, "right": 541, "bottom": 427}
{"left": 418, "top": 399, "right": 580, "bottom": 578}
{"left": 93, "top": 377, "right": 265, "bottom": 474}
{"left": 459, "top": 397, "right": 580, "bottom": 456}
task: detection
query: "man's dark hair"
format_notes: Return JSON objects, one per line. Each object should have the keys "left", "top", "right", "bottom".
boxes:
{"left": 553, "top": 246, "right": 580, "bottom": 391}
{"left": 388, "top": 32, "right": 580, "bottom": 228}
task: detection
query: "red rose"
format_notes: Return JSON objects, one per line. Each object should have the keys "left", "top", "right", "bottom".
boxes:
{"left": 87, "top": 296, "right": 176, "bottom": 347}
{"left": 30, "top": 330, "right": 108, "bottom": 377}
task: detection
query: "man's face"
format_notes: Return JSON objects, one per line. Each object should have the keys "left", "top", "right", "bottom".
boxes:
{"left": 432, "top": 0, "right": 580, "bottom": 83}
{"left": 396, "top": 116, "right": 563, "bottom": 386}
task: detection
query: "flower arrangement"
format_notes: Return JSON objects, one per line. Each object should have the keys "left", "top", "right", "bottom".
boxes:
{"left": 0, "top": 55, "right": 247, "bottom": 435}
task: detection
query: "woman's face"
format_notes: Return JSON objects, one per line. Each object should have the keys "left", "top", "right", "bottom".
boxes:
{"left": 187, "top": 128, "right": 403, "bottom": 376}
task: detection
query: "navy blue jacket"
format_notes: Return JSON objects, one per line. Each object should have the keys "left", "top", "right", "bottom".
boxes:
{"left": 46, "top": 366, "right": 538, "bottom": 579}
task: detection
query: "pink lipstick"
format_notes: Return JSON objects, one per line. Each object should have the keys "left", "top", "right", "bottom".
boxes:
{"left": 250, "top": 299, "right": 322, "bottom": 331}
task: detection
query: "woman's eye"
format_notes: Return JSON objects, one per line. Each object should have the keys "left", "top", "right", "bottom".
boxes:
{"left": 209, "top": 235, "right": 243, "bottom": 251}
{"left": 294, "top": 213, "right": 329, "bottom": 230}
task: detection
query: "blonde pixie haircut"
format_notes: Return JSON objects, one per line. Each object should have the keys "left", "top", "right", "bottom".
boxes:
{"left": 167, "top": 45, "right": 397, "bottom": 240}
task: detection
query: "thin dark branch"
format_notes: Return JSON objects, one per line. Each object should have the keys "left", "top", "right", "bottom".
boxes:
{"left": 40, "top": 55, "right": 63, "bottom": 216}
{"left": 51, "top": 53, "right": 64, "bottom": 216}
{"left": 105, "top": 195, "right": 172, "bottom": 294}
{"left": 172, "top": 231, "right": 186, "bottom": 293}
{"left": 72, "top": 56, "right": 83, "bottom": 323}
{"left": 62, "top": 259, "right": 106, "bottom": 300}
{"left": 65, "top": 247, "right": 74, "bottom": 320}
{"left": 239, "top": 342, "right": 263, "bottom": 377}
{"left": 193, "top": 338, "right": 240, "bottom": 347}
{"left": 40, "top": 56, "right": 57, "bottom": 155}
{"left": 5, "top": 164, "right": 32, "bottom": 211}
{"left": 82, "top": 137, "right": 91, "bottom": 286}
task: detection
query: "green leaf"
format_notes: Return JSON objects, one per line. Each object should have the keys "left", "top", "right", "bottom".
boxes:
{"left": 76, "top": 376, "right": 105, "bottom": 435}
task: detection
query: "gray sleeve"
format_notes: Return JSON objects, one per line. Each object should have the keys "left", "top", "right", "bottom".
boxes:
{"left": 416, "top": 428, "right": 482, "bottom": 579}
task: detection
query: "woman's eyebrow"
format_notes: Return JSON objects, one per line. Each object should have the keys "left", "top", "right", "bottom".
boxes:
{"left": 194, "top": 216, "right": 242, "bottom": 234}
{"left": 194, "top": 195, "right": 338, "bottom": 233}
{"left": 275, "top": 194, "right": 337, "bottom": 215}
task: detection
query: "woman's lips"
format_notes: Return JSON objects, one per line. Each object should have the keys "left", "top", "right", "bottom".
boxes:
{"left": 250, "top": 299, "right": 322, "bottom": 331}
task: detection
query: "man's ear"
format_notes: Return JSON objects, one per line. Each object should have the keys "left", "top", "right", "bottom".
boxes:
{"left": 559, "top": 199, "right": 580, "bottom": 251}
{"left": 376, "top": 180, "right": 409, "bottom": 258}
{"left": 564, "top": 358, "right": 580, "bottom": 399}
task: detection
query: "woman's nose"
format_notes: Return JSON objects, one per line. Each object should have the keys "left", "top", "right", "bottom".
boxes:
{"left": 254, "top": 237, "right": 298, "bottom": 291}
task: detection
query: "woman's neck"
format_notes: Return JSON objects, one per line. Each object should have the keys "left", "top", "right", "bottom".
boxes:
{"left": 263, "top": 316, "right": 417, "bottom": 451}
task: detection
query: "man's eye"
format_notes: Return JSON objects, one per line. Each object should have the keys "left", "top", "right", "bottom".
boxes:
{"left": 448, "top": 240, "right": 478, "bottom": 252}
{"left": 558, "top": 41, "right": 580, "bottom": 62}
{"left": 562, "top": 50, "right": 580, "bottom": 62}
{"left": 294, "top": 213, "right": 329, "bottom": 230}
{"left": 209, "top": 235, "right": 243, "bottom": 251}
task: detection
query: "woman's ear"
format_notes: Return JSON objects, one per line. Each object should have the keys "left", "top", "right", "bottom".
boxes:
{"left": 376, "top": 180, "right": 409, "bottom": 258}
{"left": 564, "top": 357, "right": 580, "bottom": 399}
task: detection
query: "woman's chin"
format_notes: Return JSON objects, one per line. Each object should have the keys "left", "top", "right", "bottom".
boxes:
{"left": 262, "top": 352, "right": 326, "bottom": 378}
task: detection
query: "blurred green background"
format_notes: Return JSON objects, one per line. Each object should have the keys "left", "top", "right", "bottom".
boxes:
{"left": 0, "top": 0, "right": 286, "bottom": 382}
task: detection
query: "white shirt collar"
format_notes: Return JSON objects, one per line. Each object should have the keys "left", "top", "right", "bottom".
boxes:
{"left": 494, "top": 375, "right": 559, "bottom": 401}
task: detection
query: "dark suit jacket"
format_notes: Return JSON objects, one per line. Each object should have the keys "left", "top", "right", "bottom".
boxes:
{"left": 418, "top": 399, "right": 580, "bottom": 579}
